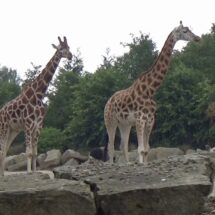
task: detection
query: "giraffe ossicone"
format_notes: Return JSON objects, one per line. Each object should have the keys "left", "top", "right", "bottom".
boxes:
{"left": 0, "top": 36, "right": 72, "bottom": 176}
{"left": 104, "top": 22, "right": 200, "bottom": 165}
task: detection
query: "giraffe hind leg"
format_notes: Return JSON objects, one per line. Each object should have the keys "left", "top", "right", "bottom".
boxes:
{"left": 106, "top": 125, "right": 117, "bottom": 164}
{"left": 119, "top": 125, "right": 131, "bottom": 163}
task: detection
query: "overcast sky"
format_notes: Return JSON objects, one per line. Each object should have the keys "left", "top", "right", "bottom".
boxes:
{"left": 0, "top": 0, "right": 214, "bottom": 78}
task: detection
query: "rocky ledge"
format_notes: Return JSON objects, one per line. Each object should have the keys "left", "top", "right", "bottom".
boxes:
{"left": 0, "top": 153, "right": 214, "bottom": 215}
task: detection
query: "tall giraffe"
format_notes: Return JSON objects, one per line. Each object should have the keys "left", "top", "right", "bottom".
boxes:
{"left": 0, "top": 36, "right": 72, "bottom": 175}
{"left": 104, "top": 22, "right": 200, "bottom": 164}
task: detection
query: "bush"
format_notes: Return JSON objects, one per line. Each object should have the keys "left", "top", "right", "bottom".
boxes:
{"left": 38, "top": 127, "right": 66, "bottom": 153}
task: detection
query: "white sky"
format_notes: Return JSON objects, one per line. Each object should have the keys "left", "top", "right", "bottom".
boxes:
{"left": 0, "top": 0, "right": 214, "bottom": 78}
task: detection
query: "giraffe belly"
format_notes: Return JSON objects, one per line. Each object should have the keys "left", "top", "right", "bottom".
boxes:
{"left": 116, "top": 111, "right": 136, "bottom": 126}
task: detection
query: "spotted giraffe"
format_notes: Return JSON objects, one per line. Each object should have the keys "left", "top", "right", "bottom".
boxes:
{"left": 104, "top": 21, "right": 200, "bottom": 164}
{"left": 0, "top": 36, "right": 72, "bottom": 175}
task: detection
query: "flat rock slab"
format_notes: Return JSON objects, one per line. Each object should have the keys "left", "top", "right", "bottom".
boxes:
{"left": 54, "top": 154, "right": 214, "bottom": 215}
{"left": 0, "top": 172, "right": 96, "bottom": 215}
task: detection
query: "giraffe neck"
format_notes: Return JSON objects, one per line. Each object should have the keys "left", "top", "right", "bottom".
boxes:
{"left": 134, "top": 32, "right": 176, "bottom": 97}
{"left": 23, "top": 51, "right": 61, "bottom": 99}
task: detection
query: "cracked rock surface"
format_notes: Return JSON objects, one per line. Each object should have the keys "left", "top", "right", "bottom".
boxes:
{"left": 0, "top": 153, "right": 214, "bottom": 215}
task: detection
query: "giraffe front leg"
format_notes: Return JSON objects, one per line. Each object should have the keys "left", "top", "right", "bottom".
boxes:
{"left": 25, "top": 130, "right": 33, "bottom": 173}
{"left": 136, "top": 120, "right": 146, "bottom": 164}
{"left": 0, "top": 151, "right": 5, "bottom": 176}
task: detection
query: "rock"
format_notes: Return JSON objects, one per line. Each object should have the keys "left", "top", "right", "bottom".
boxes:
{"left": 64, "top": 158, "right": 79, "bottom": 166}
{"left": 37, "top": 153, "right": 47, "bottom": 168}
{"left": 42, "top": 149, "right": 61, "bottom": 169}
{"left": 54, "top": 153, "right": 213, "bottom": 215}
{"left": 148, "top": 147, "right": 184, "bottom": 161}
{"left": 185, "top": 149, "right": 196, "bottom": 154}
{"left": 61, "top": 149, "right": 88, "bottom": 164}
{"left": 0, "top": 172, "right": 96, "bottom": 215}
{"left": 115, "top": 147, "right": 184, "bottom": 163}
{"left": 5, "top": 153, "right": 27, "bottom": 171}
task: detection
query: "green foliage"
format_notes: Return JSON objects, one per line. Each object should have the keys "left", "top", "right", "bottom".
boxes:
{"left": 38, "top": 127, "right": 66, "bottom": 153}
{"left": 0, "top": 66, "right": 21, "bottom": 107}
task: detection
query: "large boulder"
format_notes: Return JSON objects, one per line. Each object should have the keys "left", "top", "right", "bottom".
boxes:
{"left": 41, "top": 149, "right": 62, "bottom": 169}
{"left": 0, "top": 172, "right": 96, "bottom": 215}
{"left": 61, "top": 149, "right": 88, "bottom": 164}
{"left": 5, "top": 153, "right": 27, "bottom": 171}
{"left": 54, "top": 153, "right": 213, "bottom": 215}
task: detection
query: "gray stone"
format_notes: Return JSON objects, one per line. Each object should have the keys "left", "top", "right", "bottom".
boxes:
{"left": 54, "top": 153, "right": 213, "bottom": 215}
{"left": 64, "top": 158, "right": 79, "bottom": 166}
{"left": 5, "top": 153, "right": 27, "bottom": 171}
{"left": 61, "top": 149, "right": 88, "bottom": 164}
{"left": 115, "top": 147, "right": 184, "bottom": 163}
{"left": 0, "top": 172, "right": 96, "bottom": 215}
{"left": 37, "top": 153, "right": 47, "bottom": 168}
{"left": 42, "top": 149, "right": 61, "bottom": 169}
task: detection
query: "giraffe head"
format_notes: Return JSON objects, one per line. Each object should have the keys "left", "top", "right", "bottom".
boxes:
{"left": 52, "top": 36, "right": 73, "bottom": 60}
{"left": 172, "top": 21, "right": 200, "bottom": 42}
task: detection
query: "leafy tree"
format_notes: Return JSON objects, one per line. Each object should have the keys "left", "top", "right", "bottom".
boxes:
{"left": 38, "top": 127, "right": 66, "bottom": 153}
{"left": 0, "top": 66, "right": 21, "bottom": 106}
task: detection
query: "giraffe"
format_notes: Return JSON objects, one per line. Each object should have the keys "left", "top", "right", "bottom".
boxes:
{"left": 0, "top": 36, "right": 72, "bottom": 175}
{"left": 104, "top": 21, "right": 200, "bottom": 164}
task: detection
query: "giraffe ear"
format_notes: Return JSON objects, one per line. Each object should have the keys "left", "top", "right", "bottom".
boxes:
{"left": 63, "top": 36, "right": 67, "bottom": 44}
{"left": 52, "top": 44, "right": 58, "bottom": 50}
{"left": 58, "top": 36, "right": 62, "bottom": 44}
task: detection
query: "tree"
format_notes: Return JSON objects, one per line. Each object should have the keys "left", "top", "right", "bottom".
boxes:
{"left": 0, "top": 66, "right": 21, "bottom": 106}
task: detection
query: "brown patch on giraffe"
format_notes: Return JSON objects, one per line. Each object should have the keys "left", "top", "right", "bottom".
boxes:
{"left": 128, "top": 103, "right": 133, "bottom": 111}
{"left": 19, "top": 104, "right": 25, "bottom": 110}
{"left": 27, "top": 105, "right": 34, "bottom": 115}
{"left": 141, "top": 84, "right": 146, "bottom": 91}
{"left": 152, "top": 81, "right": 160, "bottom": 88}
{"left": 133, "top": 102, "right": 138, "bottom": 110}
{"left": 147, "top": 77, "right": 153, "bottom": 85}
{"left": 156, "top": 64, "right": 161, "bottom": 70}
{"left": 44, "top": 71, "right": 52, "bottom": 82}
{"left": 136, "top": 85, "right": 142, "bottom": 95}
{"left": 26, "top": 118, "right": 32, "bottom": 125}
{"left": 11, "top": 112, "right": 16, "bottom": 118}
{"left": 120, "top": 112, "right": 123, "bottom": 118}
{"left": 25, "top": 88, "right": 34, "bottom": 99}
{"left": 32, "top": 82, "right": 37, "bottom": 89}
{"left": 13, "top": 119, "right": 17, "bottom": 123}
{"left": 150, "top": 107, "right": 156, "bottom": 113}
{"left": 36, "top": 93, "right": 43, "bottom": 100}
{"left": 8, "top": 105, "right": 12, "bottom": 111}
{"left": 145, "top": 101, "right": 151, "bottom": 106}
{"left": 30, "top": 95, "right": 37, "bottom": 105}
{"left": 131, "top": 90, "right": 136, "bottom": 100}
{"left": 13, "top": 103, "right": 17, "bottom": 110}
{"left": 153, "top": 73, "right": 157, "bottom": 78}
{"left": 23, "top": 109, "right": 28, "bottom": 118}
{"left": 22, "top": 96, "right": 28, "bottom": 104}
{"left": 140, "top": 76, "right": 146, "bottom": 82}
{"left": 157, "top": 75, "right": 164, "bottom": 80}
{"left": 161, "top": 69, "right": 167, "bottom": 74}
{"left": 127, "top": 97, "right": 131, "bottom": 103}
{"left": 150, "top": 89, "right": 155, "bottom": 95}
{"left": 142, "top": 115, "right": 147, "bottom": 120}
{"left": 16, "top": 109, "right": 21, "bottom": 116}
{"left": 160, "top": 55, "right": 164, "bottom": 62}
{"left": 124, "top": 113, "right": 129, "bottom": 119}
{"left": 143, "top": 108, "right": 149, "bottom": 114}
{"left": 137, "top": 97, "right": 144, "bottom": 105}
{"left": 30, "top": 114, "right": 35, "bottom": 121}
